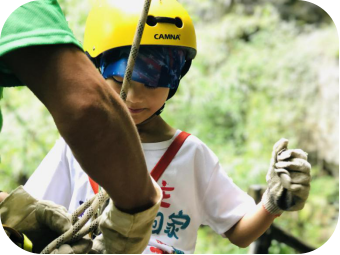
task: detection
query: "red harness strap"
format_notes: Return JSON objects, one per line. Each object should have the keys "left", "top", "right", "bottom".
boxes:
{"left": 89, "top": 177, "right": 99, "bottom": 194}
{"left": 88, "top": 131, "right": 191, "bottom": 194}
{"left": 150, "top": 131, "right": 190, "bottom": 182}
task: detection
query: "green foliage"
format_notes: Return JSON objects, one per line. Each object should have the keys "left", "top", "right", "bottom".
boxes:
{"left": 195, "top": 226, "right": 248, "bottom": 254}
{"left": 0, "top": 0, "right": 338, "bottom": 254}
{"left": 163, "top": 2, "right": 339, "bottom": 253}
{"left": 269, "top": 240, "right": 296, "bottom": 254}
{"left": 0, "top": 87, "right": 3, "bottom": 132}
{"left": 0, "top": 87, "right": 59, "bottom": 191}
{"left": 58, "top": 0, "right": 91, "bottom": 41}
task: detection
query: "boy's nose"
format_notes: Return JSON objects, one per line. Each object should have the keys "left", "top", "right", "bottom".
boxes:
{"left": 126, "top": 80, "right": 144, "bottom": 103}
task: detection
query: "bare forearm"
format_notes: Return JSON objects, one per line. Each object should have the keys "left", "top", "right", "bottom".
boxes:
{"left": 59, "top": 87, "right": 156, "bottom": 212}
{"left": 225, "top": 203, "right": 277, "bottom": 248}
{"left": 2, "top": 45, "right": 158, "bottom": 213}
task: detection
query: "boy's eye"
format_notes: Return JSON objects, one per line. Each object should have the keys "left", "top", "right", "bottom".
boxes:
{"left": 112, "top": 76, "right": 123, "bottom": 84}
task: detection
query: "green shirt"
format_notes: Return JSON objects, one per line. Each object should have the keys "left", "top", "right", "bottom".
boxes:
{"left": 0, "top": 0, "right": 82, "bottom": 131}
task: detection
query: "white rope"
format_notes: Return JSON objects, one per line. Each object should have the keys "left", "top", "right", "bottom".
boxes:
{"left": 41, "top": 190, "right": 108, "bottom": 254}
{"left": 120, "top": 0, "right": 152, "bottom": 101}
{"left": 40, "top": 1, "right": 152, "bottom": 253}
{"left": 71, "top": 193, "right": 97, "bottom": 224}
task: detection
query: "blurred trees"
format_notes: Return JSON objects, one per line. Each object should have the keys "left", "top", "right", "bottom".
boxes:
{"left": 166, "top": 2, "right": 338, "bottom": 252}
{"left": 0, "top": 0, "right": 338, "bottom": 253}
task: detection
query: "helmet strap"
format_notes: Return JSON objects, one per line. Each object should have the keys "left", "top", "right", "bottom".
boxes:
{"left": 180, "top": 59, "right": 192, "bottom": 80}
{"left": 155, "top": 103, "right": 165, "bottom": 115}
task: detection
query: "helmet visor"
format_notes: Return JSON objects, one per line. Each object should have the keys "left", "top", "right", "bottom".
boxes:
{"left": 100, "top": 46, "right": 186, "bottom": 89}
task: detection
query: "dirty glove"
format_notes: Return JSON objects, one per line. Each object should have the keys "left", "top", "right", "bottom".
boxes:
{"left": 50, "top": 238, "right": 92, "bottom": 254}
{"left": 261, "top": 138, "right": 311, "bottom": 215}
{"left": 91, "top": 178, "right": 162, "bottom": 254}
{"left": 0, "top": 186, "right": 92, "bottom": 253}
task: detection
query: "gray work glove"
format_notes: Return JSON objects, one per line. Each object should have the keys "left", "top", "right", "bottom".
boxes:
{"left": 51, "top": 238, "right": 92, "bottom": 254}
{"left": 261, "top": 138, "right": 311, "bottom": 215}
{"left": 0, "top": 186, "right": 92, "bottom": 253}
{"left": 91, "top": 178, "right": 162, "bottom": 254}
{"left": 90, "top": 200, "right": 161, "bottom": 254}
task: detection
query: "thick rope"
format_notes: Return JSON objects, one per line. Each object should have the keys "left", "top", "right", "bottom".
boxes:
{"left": 40, "top": 1, "right": 151, "bottom": 253}
{"left": 120, "top": 0, "right": 152, "bottom": 101}
{"left": 71, "top": 193, "right": 97, "bottom": 224}
{"left": 41, "top": 190, "right": 108, "bottom": 254}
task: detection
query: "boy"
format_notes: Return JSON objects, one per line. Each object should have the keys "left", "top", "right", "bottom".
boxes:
{"left": 24, "top": 0, "right": 311, "bottom": 253}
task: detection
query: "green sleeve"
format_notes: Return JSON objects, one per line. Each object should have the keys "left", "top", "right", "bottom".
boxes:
{"left": 0, "top": 0, "right": 83, "bottom": 87}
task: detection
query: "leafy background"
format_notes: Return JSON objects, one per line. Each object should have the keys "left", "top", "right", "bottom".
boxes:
{"left": 0, "top": 0, "right": 338, "bottom": 253}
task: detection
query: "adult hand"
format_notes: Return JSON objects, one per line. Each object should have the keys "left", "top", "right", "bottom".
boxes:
{"left": 93, "top": 179, "right": 162, "bottom": 253}
{"left": 261, "top": 138, "right": 311, "bottom": 215}
{"left": 50, "top": 238, "right": 92, "bottom": 254}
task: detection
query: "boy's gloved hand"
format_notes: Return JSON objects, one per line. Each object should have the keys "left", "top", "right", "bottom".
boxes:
{"left": 0, "top": 186, "right": 92, "bottom": 253}
{"left": 261, "top": 138, "right": 311, "bottom": 215}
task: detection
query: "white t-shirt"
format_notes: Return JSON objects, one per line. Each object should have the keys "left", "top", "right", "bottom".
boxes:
{"left": 24, "top": 130, "right": 256, "bottom": 254}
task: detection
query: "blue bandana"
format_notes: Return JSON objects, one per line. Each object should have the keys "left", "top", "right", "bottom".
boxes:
{"left": 100, "top": 46, "right": 186, "bottom": 89}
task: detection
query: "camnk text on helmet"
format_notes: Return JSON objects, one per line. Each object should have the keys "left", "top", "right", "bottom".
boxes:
{"left": 154, "top": 34, "right": 181, "bottom": 40}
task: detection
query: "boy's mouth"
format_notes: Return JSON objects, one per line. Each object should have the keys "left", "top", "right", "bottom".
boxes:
{"left": 128, "top": 108, "right": 145, "bottom": 114}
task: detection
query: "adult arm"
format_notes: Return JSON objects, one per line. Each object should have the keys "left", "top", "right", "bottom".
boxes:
{"left": 2, "top": 44, "right": 159, "bottom": 213}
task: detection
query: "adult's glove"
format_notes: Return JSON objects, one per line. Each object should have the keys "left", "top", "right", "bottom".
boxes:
{"left": 91, "top": 178, "right": 162, "bottom": 254}
{"left": 261, "top": 138, "right": 311, "bottom": 215}
{"left": 50, "top": 238, "right": 92, "bottom": 254}
{"left": 0, "top": 186, "right": 92, "bottom": 253}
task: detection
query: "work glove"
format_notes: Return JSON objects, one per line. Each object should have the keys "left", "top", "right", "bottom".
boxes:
{"left": 91, "top": 178, "right": 162, "bottom": 254}
{"left": 261, "top": 138, "right": 311, "bottom": 215}
{"left": 0, "top": 186, "right": 92, "bottom": 253}
{"left": 50, "top": 238, "right": 92, "bottom": 254}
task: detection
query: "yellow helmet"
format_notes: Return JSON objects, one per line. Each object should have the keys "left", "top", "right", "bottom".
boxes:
{"left": 84, "top": 0, "right": 197, "bottom": 65}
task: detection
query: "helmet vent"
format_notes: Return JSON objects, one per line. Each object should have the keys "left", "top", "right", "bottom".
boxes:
{"left": 146, "top": 16, "right": 183, "bottom": 28}
{"left": 147, "top": 16, "right": 157, "bottom": 26}
{"left": 174, "top": 17, "right": 183, "bottom": 28}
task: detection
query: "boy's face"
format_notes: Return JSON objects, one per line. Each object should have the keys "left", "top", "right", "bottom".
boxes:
{"left": 106, "top": 76, "right": 169, "bottom": 124}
